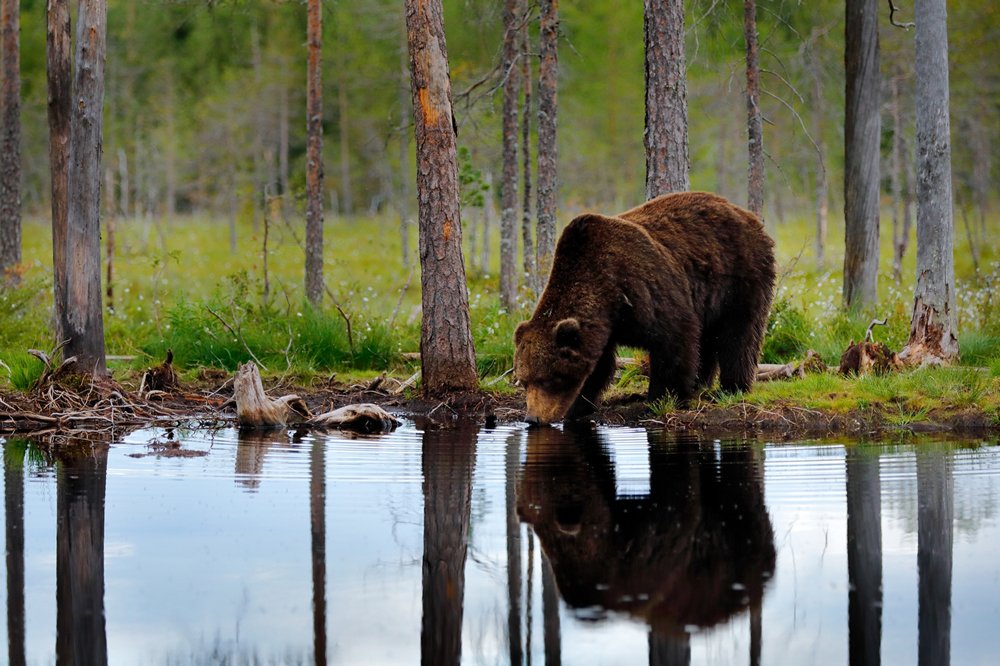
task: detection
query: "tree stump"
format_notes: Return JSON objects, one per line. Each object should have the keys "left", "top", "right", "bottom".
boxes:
{"left": 839, "top": 340, "right": 902, "bottom": 376}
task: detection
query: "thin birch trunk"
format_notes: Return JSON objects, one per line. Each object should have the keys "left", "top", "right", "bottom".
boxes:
{"left": 901, "top": 0, "right": 959, "bottom": 365}
{"left": 744, "top": 0, "right": 764, "bottom": 218}
{"left": 47, "top": 0, "right": 72, "bottom": 344}
{"left": 305, "top": 0, "right": 325, "bottom": 306}
{"left": 843, "top": 0, "right": 881, "bottom": 311}
{"left": 535, "top": 0, "right": 558, "bottom": 294}
{"left": 406, "top": 0, "right": 478, "bottom": 393}
{"left": 499, "top": 0, "right": 520, "bottom": 310}
{"left": 0, "top": 0, "right": 21, "bottom": 284}
{"left": 63, "top": 0, "right": 108, "bottom": 377}
{"left": 521, "top": 16, "right": 535, "bottom": 293}
{"left": 644, "top": 0, "right": 689, "bottom": 198}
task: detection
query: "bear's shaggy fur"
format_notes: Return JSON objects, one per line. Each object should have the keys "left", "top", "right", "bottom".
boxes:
{"left": 514, "top": 191, "right": 775, "bottom": 424}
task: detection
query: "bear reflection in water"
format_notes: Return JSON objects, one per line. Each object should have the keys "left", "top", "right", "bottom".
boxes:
{"left": 517, "top": 424, "right": 775, "bottom": 642}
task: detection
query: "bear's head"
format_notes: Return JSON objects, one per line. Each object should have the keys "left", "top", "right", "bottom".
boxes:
{"left": 514, "top": 317, "right": 595, "bottom": 425}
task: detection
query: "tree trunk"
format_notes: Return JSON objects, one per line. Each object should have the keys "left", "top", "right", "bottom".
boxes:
{"left": 744, "top": 0, "right": 764, "bottom": 218}
{"left": 846, "top": 448, "right": 882, "bottom": 666}
{"left": 55, "top": 445, "right": 109, "bottom": 666}
{"left": 506, "top": 435, "right": 523, "bottom": 666}
{"left": 5, "top": 443, "right": 25, "bottom": 666}
{"left": 228, "top": 134, "right": 238, "bottom": 256}
{"left": 535, "top": 0, "right": 558, "bottom": 294}
{"left": 47, "top": 0, "right": 72, "bottom": 343}
{"left": 337, "top": 14, "right": 351, "bottom": 217}
{"left": 105, "top": 166, "right": 114, "bottom": 309}
{"left": 649, "top": 632, "right": 690, "bottom": 666}
{"left": 499, "top": 0, "right": 520, "bottom": 310}
{"left": 481, "top": 172, "right": 493, "bottom": 271}
{"left": 917, "top": 447, "right": 952, "bottom": 666}
{"left": 305, "top": 0, "right": 325, "bottom": 306}
{"left": 117, "top": 147, "right": 128, "bottom": 219}
{"left": 63, "top": 0, "right": 108, "bottom": 377}
{"left": 420, "top": 430, "right": 476, "bottom": 666}
{"left": 164, "top": 68, "right": 176, "bottom": 229}
{"left": 971, "top": 107, "right": 989, "bottom": 237}
{"left": 808, "top": 40, "right": 828, "bottom": 269}
{"left": 644, "top": 0, "right": 689, "bottom": 199}
{"left": 251, "top": 23, "right": 263, "bottom": 234}
{"left": 890, "top": 75, "right": 905, "bottom": 283}
{"left": 405, "top": 0, "right": 478, "bottom": 394}
{"left": 0, "top": 0, "right": 21, "bottom": 284}
{"left": 399, "top": 6, "right": 411, "bottom": 268}
{"left": 310, "top": 438, "right": 328, "bottom": 666}
{"left": 843, "top": 0, "right": 881, "bottom": 311}
{"left": 900, "top": 0, "right": 959, "bottom": 365}
{"left": 521, "top": 17, "right": 535, "bottom": 294}
{"left": 279, "top": 85, "right": 290, "bottom": 212}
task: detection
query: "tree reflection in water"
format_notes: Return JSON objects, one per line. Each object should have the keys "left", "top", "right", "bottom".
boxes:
{"left": 421, "top": 425, "right": 477, "bottom": 666}
{"left": 5, "top": 439, "right": 26, "bottom": 666}
{"left": 517, "top": 424, "right": 776, "bottom": 665}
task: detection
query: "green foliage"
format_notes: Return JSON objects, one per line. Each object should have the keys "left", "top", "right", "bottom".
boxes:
{"left": 457, "top": 146, "right": 489, "bottom": 210}
{"left": 761, "top": 297, "right": 813, "bottom": 363}
{"left": 1, "top": 352, "right": 45, "bottom": 391}
{"left": 649, "top": 394, "right": 678, "bottom": 417}
{"left": 472, "top": 301, "right": 518, "bottom": 377}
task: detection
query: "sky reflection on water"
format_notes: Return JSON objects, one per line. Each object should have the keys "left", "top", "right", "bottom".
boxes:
{"left": 2, "top": 424, "right": 1000, "bottom": 665}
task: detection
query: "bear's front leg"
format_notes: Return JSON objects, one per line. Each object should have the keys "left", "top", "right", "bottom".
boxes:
{"left": 647, "top": 340, "right": 698, "bottom": 407}
{"left": 565, "top": 344, "right": 618, "bottom": 420}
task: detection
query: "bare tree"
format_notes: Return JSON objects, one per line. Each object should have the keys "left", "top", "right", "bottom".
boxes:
{"left": 47, "top": 0, "right": 72, "bottom": 342}
{"left": 644, "top": 0, "right": 689, "bottom": 198}
{"left": 499, "top": 0, "right": 520, "bottom": 310}
{"left": 305, "top": 0, "right": 325, "bottom": 306}
{"left": 405, "top": 0, "right": 478, "bottom": 393}
{"left": 843, "top": 0, "right": 881, "bottom": 311}
{"left": 744, "top": 0, "right": 763, "bottom": 217}
{"left": 62, "top": 0, "right": 108, "bottom": 376}
{"left": 0, "top": 0, "right": 21, "bottom": 284}
{"left": 900, "top": 0, "right": 959, "bottom": 365}
{"left": 521, "top": 15, "right": 535, "bottom": 293}
{"left": 535, "top": 0, "right": 558, "bottom": 293}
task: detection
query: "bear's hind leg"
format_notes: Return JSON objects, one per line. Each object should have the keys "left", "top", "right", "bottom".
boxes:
{"left": 566, "top": 343, "right": 618, "bottom": 419}
{"left": 648, "top": 339, "right": 698, "bottom": 407}
{"left": 696, "top": 326, "right": 720, "bottom": 389}
{"left": 717, "top": 293, "right": 771, "bottom": 393}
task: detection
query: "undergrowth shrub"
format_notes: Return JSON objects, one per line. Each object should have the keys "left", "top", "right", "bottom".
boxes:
{"left": 761, "top": 297, "right": 813, "bottom": 363}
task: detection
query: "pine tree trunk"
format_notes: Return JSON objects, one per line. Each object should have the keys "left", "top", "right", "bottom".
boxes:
{"left": 535, "top": 0, "right": 558, "bottom": 294}
{"left": 499, "top": 0, "right": 520, "bottom": 310}
{"left": 420, "top": 431, "right": 475, "bottom": 666}
{"left": 0, "top": 0, "right": 21, "bottom": 284}
{"left": 644, "top": 0, "right": 689, "bottom": 199}
{"left": 63, "top": 0, "right": 108, "bottom": 377}
{"left": 901, "top": 0, "right": 959, "bottom": 365}
{"left": 399, "top": 7, "right": 411, "bottom": 268}
{"left": 916, "top": 447, "right": 953, "bottom": 666}
{"left": 521, "top": 17, "right": 535, "bottom": 293}
{"left": 843, "top": 0, "right": 881, "bottom": 311}
{"left": 405, "top": 0, "right": 478, "bottom": 394}
{"left": 47, "top": 0, "right": 72, "bottom": 343}
{"left": 305, "top": 0, "right": 325, "bottom": 306}
{"left": 744, "top": 0, "right": 764, "bottom": 218}
{"left": 809, "top": 42, "right": 828, "bottom": 269}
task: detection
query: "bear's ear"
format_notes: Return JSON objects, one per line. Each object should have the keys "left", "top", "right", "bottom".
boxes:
{"left": 514, "top": 321, "right": 529, "bottom": 346}
{"left": 554, "top": 318, "right": 582, "bottom": 349}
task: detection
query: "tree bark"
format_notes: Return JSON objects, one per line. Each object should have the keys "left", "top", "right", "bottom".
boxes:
{"left": 843, "top": 0, "right": 881, "bottom": 311}
{"left": 406, "top": 0, "right": 478, "bottom": 394}
{"left": 499, "top": 0, "right": 520, "bottom": 310}
{"left": 535, "top": 0, "right": 558, "bottom": 294}
{"left": 5, "top": 443, "right": 25, "bottom": 666}
{"left": 63, "top": 0, "right": 108, "bottom": 377}
{"left": 310, "top": 438, "right": 328, "bottom": 666}
{"left": 420, "top": 430, "right": 476, "bottom": 666}
{"left": 846, "top": 447, "right": 882, "bottom": 666}
{"left": 56, "top": 444, "right": 109, "bottom": 666}
{"left": 47, "top": 0, "right": 72, "bottom": 343}
{"left": 644, "top": 0, "right": 689, "bottom": 199}
{"left": 305, "top": 0, "right": 325, "bottom": 306}
{"left": 521, "top": 16, "right": 535, "bottom": 294}
{"left": 0, "top": 0, "right": 21, "bottom": 284}
{"left": 901, "top": 0, "right": 959, "bottom": 365}
{"left": 744, "top": 0, "right": 764, "bottom": 218}
{"left": 917, "top": 447, "right": 952, "bottom": 666}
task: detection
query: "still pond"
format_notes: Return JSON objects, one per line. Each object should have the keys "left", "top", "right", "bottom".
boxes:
{"left": 2, "top": 422, "right": 999, "bottom": 665}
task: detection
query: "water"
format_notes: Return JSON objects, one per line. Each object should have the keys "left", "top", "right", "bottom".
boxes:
{"left": 2, "top": 423, "right": 1000, "bottom": 665}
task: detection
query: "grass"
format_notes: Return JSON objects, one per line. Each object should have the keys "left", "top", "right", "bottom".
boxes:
{"left": 2, "top": 205, "right": 1000, "bottom": 424}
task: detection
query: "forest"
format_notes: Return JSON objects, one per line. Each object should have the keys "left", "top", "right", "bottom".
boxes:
{"left": 0, "top": 0, "right": 999, "bottom": 420}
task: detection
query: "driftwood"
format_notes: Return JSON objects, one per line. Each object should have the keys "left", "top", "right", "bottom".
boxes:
{"left": 756, "top": 350, "right": 829, "bottom": 382}
{"left": 233, "top": 363, "right": 398, "bottom": 432}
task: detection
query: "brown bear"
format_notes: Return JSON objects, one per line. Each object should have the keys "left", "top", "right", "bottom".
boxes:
{"left": 514, "top": 191, "right": 775, "bottom": 424}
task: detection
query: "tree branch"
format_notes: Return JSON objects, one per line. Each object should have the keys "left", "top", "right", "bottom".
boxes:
{"left": 887, "top": 1, "right": 915, "bottom": 30}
